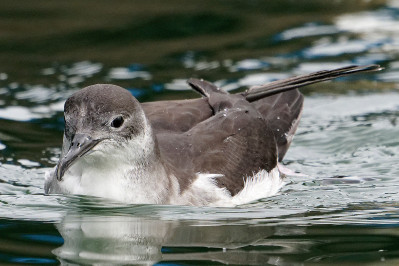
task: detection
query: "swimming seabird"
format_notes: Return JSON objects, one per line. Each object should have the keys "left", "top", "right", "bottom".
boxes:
{"left": 44, "top": 65, "right": 381, "bottom": 206}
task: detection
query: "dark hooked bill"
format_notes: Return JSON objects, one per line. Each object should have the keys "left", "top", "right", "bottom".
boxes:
{"left": 56, "top": 133, "right": 102, "bottom": 181}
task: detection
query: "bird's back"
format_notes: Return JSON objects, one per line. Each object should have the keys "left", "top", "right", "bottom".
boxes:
{"left": 142, "top": 63, "right": 381, "bottom": 197}
{"left": 142, "top": 81, "right": 302, "bottom": 196}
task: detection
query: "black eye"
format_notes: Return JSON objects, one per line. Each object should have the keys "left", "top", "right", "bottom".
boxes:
{"left": 111, "top": 116, "right": 124, "bottom": 128}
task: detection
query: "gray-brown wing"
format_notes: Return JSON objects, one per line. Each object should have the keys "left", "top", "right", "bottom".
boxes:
{"left": 252, "top": 89, "right": 303, "bottom": 161}
{"left": 142, "top": 98, "right": 212, "bottom": 134}
{"left": 244, "top": 64, "right": 381, "bottom": 101}
{"left": 157, "top": 91, "right": 278, "bottom": 196}
{"left": 244, "top": 65, "right": 381, "bottom": 160}
{"left": 185, "top": 78, "right": 303, "bottom": 161}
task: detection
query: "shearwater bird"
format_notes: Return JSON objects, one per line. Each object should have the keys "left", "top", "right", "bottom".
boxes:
{"left": 45, "top": 64, "right": 381, "bottom": 206}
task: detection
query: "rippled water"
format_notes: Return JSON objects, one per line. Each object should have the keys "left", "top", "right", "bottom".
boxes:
{"left": 1, "top": 0, "right": 399, "bottom": 264}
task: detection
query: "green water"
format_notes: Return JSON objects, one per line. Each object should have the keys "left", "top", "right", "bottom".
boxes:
{"left": 1, "top": 0, "right": 399, "bottom": 264}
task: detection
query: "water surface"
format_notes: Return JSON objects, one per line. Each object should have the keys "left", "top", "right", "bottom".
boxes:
{"left": 0, "top": 0, "right": 399, "bottom": 264}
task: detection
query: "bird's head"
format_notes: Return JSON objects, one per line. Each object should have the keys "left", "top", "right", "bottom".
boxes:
{"left": 56, "top": 84, "right": 153, "bottom": 181}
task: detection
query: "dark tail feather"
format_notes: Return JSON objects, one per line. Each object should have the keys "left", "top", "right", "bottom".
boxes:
{"left": 244, "top": 64, "right": 382, "bottom": 102}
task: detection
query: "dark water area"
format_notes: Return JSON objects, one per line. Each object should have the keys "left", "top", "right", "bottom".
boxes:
{"left": 1, "top": 0, "right": 399, "bottom": 264}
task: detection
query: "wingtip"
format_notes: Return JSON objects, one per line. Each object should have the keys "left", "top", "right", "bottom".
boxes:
{"left": 347, "top": 64, "right": 383, "bottom": 73}
{"left": 186, "top": 78, "right": 201, "bottom": 86}
{"left": 244, "top": 64, "right": 384, "bottom": 102}
{"left": 187, "top": 78, "right": 208, "bottom": 97}
{"left": 187, "top": 78, "right": 227, "bottom": 97}
{"left": 371, "top": 64, "right": 384, "bottom": 72}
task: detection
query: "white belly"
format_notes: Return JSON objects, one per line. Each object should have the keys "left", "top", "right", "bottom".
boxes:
{"left": 46, "top": 163, "right": 284, "bottom": 207}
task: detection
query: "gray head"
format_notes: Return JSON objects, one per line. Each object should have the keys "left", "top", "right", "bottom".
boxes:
{"left": 56, "top": 84, "right": 150, "bottom": 180}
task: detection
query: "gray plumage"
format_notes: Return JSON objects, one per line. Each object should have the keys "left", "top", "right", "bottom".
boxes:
{"left": 45, "top": 64, "right": 381, "bottom": 205}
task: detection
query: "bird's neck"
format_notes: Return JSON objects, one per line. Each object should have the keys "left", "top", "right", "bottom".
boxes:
{"left": 109, "top": 129, "right": 174, "bottom": 204}
{"left": 125, "top": 140, "right": 174, "bottom": 204}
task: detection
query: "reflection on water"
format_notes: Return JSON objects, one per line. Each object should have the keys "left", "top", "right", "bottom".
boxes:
{"left": 55, "top": 213, "right": 278, "bottom": 264}
{"left": 55, "top": 215, "right": 169, "bottom": 264}
{"left": 54, "top": 213, "right": 295, "bottom": 265}
{"left": 1, "top": 207, "right": 398, "bottom": 265}
{"left": 1, "top": 0, "right": 399, "bottom": 264}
